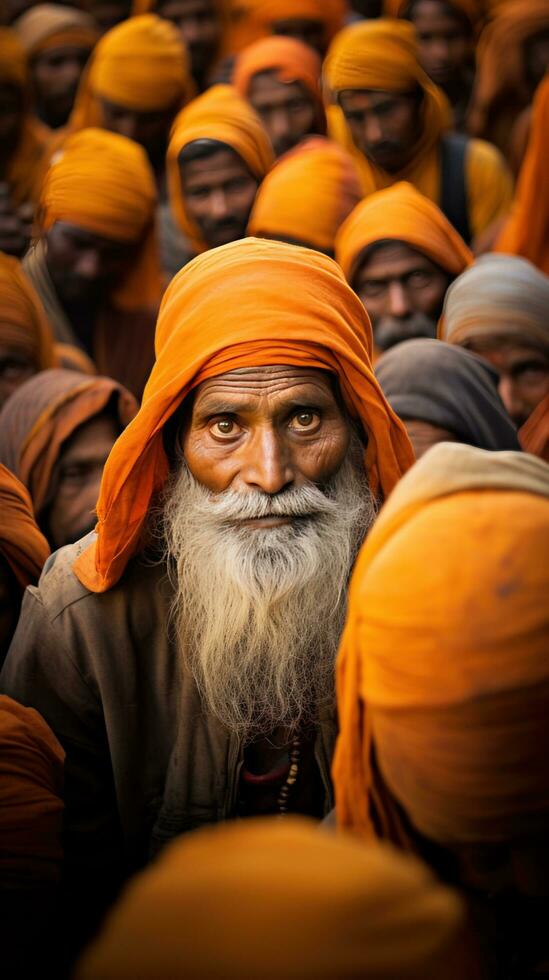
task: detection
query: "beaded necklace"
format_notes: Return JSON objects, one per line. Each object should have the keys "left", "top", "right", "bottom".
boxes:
{"left": 276, "top": 736, "right": 301, "bottom": 813}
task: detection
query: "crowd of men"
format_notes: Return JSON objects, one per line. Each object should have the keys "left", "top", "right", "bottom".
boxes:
{"left": 0, "top": 0, "right": 548, "bottom": 977}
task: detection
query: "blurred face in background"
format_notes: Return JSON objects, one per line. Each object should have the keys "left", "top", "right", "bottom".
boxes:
{"left": 31, "top": 44, "right": 92, "bottom": 128}
{"left": 247, "top": 70, "right": 317, "bottom": 157}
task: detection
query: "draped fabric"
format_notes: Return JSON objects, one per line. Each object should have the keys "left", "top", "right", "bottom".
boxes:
{"left": 0, "top": 369, "right": 137, "bottom": 520}
{"left": 520, "top": 393, "right": 549, "bottom": 463}
{"left": 0, "top": 253, "right": 55, "bottom": 372}
{"left": 248, "top": 136, "right": 361, "bottom": 253}
{"left": 0, "top": 28, "right": 49, "bottom": 205}
{"left": 167, "top": 84, "right": 274, "bottom": 252}
{"left": 336, "top": 181, "right": 472, "bottom": 285}
{"left": 76, "top": 817, "right": 474, "bottom": 980}
{"left": 376, "top": 339, "right": 521, "bottom": 452}
{"left": 334, "top": 442, "right": 549, "bottom": 844}
{"left": 0, "top": 465, "right": 50, "bottom": 591}
{"left": 73, "top": 237, "right": 414, "bottom": 593}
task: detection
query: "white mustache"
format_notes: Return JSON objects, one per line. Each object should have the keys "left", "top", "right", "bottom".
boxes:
{"left": 196, "top": 483, "right": 344, "bottom": 525}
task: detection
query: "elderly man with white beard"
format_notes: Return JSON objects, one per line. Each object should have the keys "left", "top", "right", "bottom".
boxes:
{"left": 0, "top": 238, "right": 413, "bottom": 952}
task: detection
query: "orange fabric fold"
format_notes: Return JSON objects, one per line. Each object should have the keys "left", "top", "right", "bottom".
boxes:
{"left": 248, "top": 136, "right": 362, "bottom": 253}
{"left": 0, "top": 368, "right": 138, "bottom": 519}
{"left": 167, "top": 84, "right": 274, "bottom": 252}
{"left": 520, "top": 392, "right": 549, "bottom": 463}
{"left": 0, "top": 694, "right": 64, "bottom": 885}
{"left": 233, "top": 35, "right": 326, "bottom": 133}
{"left": 39, "top": 127, "right": 163, "bottom": 312}
{"left": 0, "top": 253, "right": 55, "bottom": 371}
{"left": 73, "top": 237, "right": 414, "bottom": 593}
{"left": 336, "top": 181, "right": 472, "bottom": 284}
{"left": 324, "top": 19, "right": 451, "bottom": 199}
{"left": 225, "top": 0, "right": 346, "bottom": 53}
{"left": 333, "top": 443, "right": 549, "bottom": 844}
{"left": 495, "top": 75, "right": 549, "bottom": 276}
{"left": 0, "top": 464, "right": 50, "bottom": 590}
{"left": 0, "top": 28, "right": 49, "bottom": 206}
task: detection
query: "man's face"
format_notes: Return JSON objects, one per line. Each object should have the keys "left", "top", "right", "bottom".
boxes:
{"left": 247, "top": 71, "right": 317, "bottom": 158}
{"left": 271, "top": 18, "right": 325, "bottom": 56}
{"left": 99, "top": 97, "right": 178, "bottom": 170}
{"left": 32, "top": 45, "right": 91, "bottom": 129}
{"left": 77, "top": 0, "right": 132, "bottom": 34}
{"left": 180, "top": 146, "right": 259, "bottom": 249}
{"left": 411, "top": 0, "right": 471, "bottom": 88}
{"left": 46, "top": 412, "right": 120, "bottom": 548}
{"left": 464, "top": 341, "right": 549, "bottom": 428}
{"left": 339, "top": 88, "right": 421, "bottom": 174}
{"left": 45, "top": 221, "right": 138, "bottom": 306}
{"left": 156, "top": 0, "right": 221, "bottom": 83}
{"left": 354, "top": 241, "right": 451, "bottom": 352}
{"left": 0, "top": 343, "right": 37, "bottom": 409}
{"left": 0, "top": 83, "right": 23, "bottom": 149}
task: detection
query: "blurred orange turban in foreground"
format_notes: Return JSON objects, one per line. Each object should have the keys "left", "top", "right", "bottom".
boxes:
{"left": 74, "top": 237, "right": 413, "bottom": 593}
{"left": 0, "top": 253, "right": 55, "bottom": 376}
{"left": 77, "top": 817, "right": 478, "bottom": 980}
{"left": 0, "top": 465, "right": 50, "bottom": 591}
{"left": 334, "top": 442, "right": 549, "bottom": 845}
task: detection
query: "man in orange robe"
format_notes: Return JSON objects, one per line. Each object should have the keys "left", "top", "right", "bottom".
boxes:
{"left": 1, "top": 237, "right": 412, "bottom": 956}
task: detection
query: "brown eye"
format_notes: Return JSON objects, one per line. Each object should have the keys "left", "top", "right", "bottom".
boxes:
{"left": 209, "top": 418, "right": 240, "bottom": 439}
{"left": 289, "top": 411, "right": 320, "bottom": 431}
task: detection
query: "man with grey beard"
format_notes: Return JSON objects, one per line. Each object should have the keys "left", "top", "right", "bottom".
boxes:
{"left": 1, "top": 238, "right": 413, "bottom": 956}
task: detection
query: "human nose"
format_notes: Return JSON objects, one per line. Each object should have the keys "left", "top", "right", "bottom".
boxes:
{"left": 76, "top": 248, "right": 101, "bottom": 280}
{"left": 387, "top": 280, "right": 411, "bottom": 318}
{"left": 209, "top": 189, "right": 230, "bottom": 220}
{"left": 238, "top": 426, "right": 295, "bottom": 495}
{"left": 270, "top": 108, "right": 291, "bottom": 142}
{"left": 364, "top": 112, "right": 383, "bottom": 145}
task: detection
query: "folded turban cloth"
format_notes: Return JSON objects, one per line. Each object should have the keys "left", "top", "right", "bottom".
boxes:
{"left": 324, "top": 20, "right": 450, "bottom": 196}
{"left": 334, "top": 442, "right": 549, "bottom": 844}
{"left": 376, "top": 339, "right": 521, "bottom": 452}
{"left": 73, "top": 237, "right": 414, "bottom": 592}
{"left": 520, "top": 392, "right": 549, "bottom": 463}
{"left": 13, "top": 3, "right": 98, "bottom": 58}
{"left": 387, "top": 0, "right": 484, "bottom": 35}
{"left": 495, "top": 76, "right": 549, "bottom": 277}
{"left": 248, "top": 136, "right": 362, "bottom": 254}
{"left": 233, "top": 35, "right": 326, "bottom": 133}
{"left": 0, "top": 368, "right": 137, "bottom": 522}
{"left": 167, "top": 84, "right": 274, "bottom": 252}
{"left": 226, "top": 0, "right": 346, "bottom": 53}
{"left": 0, "top": 465, "right": 50, "bottom": 590}
{"left": 76, "top": 816, "right": 476, "bottom": 980}
{"left": 0, "top": 27, "right": 49, "bottom": 205}
{"left": 336, "top": 181, "right": 472, "bottom": 286}
{"left": 0, "top": 695, "right": 63, "bottom": 887}
{"left": 439, "top": 253, "right": 549, "bottom": 354}
{"left": 0, "top": 253, "right": 55, "bottom": 374}
{"left": 66, "top": 14, "right": 192, "bottom": 132}
{"left": 39, "top": 127, "right": 163, "bottom": 312}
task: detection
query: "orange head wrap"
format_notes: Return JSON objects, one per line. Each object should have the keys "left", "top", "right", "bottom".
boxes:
{"left": 13, "top": 3, "right": 98, "bottom": 58}
{"left": 229, "top": 0, "right": 346, "bottom": 50}
{"left": 0, "top": 368, "right": 138, "bottom": 521}
{"left": 76, "top": 817, "right": 475, "bottom": 980}
{"left": 388, "top": 0, "right": 484, "bottom": 34}
{"left": 519, "top": 392, "right": 549, "bottom": 463}
{"left": 0, "top": 252, "right": 55, "bottom": 375}
{"left": 167, "top": 84, "right": 274, "bottom": 252}
{"left": 495, "top": 75, "right": 549, "bottom": 277}
{"left": 336, "top": 181, "right": 473, "bottom": 285}
{"left": 68, "top": 14, "right": 192, "bottom": 132}
{"left": 0, "top": 695, "right": 64, "bottom": 886}
{"left": 0, "top": 464, "right": 50, "bottom": 590}
{"left": 0, "top": 27, "right": 48, "bottom": 205}
{"left": 233, "top": 35, "right": 326, "bottom": 132}
{"left": 73, "top": 237, "right": 413, "bottom": 593}
{"left": 334, "top": 442, "right": 549, "bottom": 845}
{"left": 39, "top": 127, "right": 163, "bottom": 312}
{"left": 248, "top": 136, "right": 362, "bottom": 254}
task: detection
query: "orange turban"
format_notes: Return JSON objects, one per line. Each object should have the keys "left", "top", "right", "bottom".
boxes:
{"left": 73, "top": 237, "right": 413, "bottom": 593}
{"left": 519, "top": 392, "right": 549, "bottom": 463}
{"left": 13, "top": 3, "right": 98, "bottom": 58}
{"left": 0, "top": 27, "right": 48, "bottom": 205}
{"left": 67, "top": 14, "right": 192, "bottom": 131}
{"left": 0, "top": 695, "right": 64, "bottom": 886}
{"left": 495, "top": 75, "right": 549, "bottom": 276}
{"left": 248, "top": 136, "right": 362, "bottom": 254}
{"left": 167, "top": 84, "right": 274, "bottom": 252}
{"left": 233, "top": 35, "right": 325, "bottom": 132}
{"left": 39, "top": 128, "right": 163, "bottom": 312}
{"left": 334, "top": 442, "right": 549, "bottom": 844}
{"left": 324, "top": 20, "right": 450, "bottom": 195}
{"left": 225, "top": 0, "right": 346, "bottom": 53}
{"left": 0, "top": 253, "right": 55, "bottom": 374}
{"left": 76, "top": 817, "right": 476, "bottom": 980}
{"left": 336, "top": 181, "right": 473, "bottom": 285}
{"left": 0, "top": 465, "right": 50, "bottom": 590}
{"left": 0, "top": 368, "right": 137, "bottom": 520}
{"left": 387, "top": 0, "right": 484, "bottom": 33}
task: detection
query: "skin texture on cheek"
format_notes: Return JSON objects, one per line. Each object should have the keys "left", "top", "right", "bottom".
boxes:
{"left": 180, "top": 366, "right": 352, "bottom": 494}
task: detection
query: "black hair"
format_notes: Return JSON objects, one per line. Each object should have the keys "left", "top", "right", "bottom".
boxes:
{"left": 178, "top": 138, "right": 233, "bottom": 165}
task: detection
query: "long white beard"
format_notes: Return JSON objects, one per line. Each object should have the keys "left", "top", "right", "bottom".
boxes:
{"left": 161, "top": 440, "right": 377, "bottom": 741}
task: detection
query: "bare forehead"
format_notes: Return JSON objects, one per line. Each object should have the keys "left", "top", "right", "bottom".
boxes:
{"left": 248, "top": 71, "right": 308, "bottom": 101}
{"left": 192, "top": 365, "right": 338, "bottom": 400}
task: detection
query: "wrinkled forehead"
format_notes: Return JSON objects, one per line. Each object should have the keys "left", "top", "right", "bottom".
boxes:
{"left": 189, "top": 363, "right": 342, "bottom": 403}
